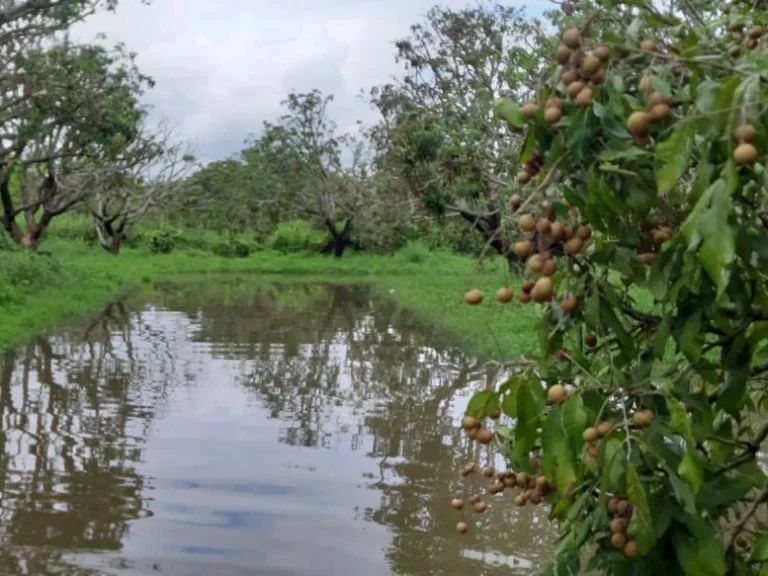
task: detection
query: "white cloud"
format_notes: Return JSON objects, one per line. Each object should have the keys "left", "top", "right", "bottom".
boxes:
{"left": 71, "top": 0, "right": 546, "bottom": 163}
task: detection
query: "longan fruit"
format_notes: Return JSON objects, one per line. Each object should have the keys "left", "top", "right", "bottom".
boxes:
{"left": 617, "top": 500, "right": 632, "bottom": 516}
{"left": 519, "top": 292, "right": 531, "bottom": 304}
{"left": 734, "top": 142, "right": 758, "bottom": 165}
{"left": 587, "top": 443, "right": 599, "bottom": 457}
{"left": 624, "top": 540, "right": 639, "bottom": 557}
{"left": 518, "top": 214, "right": 537, "bottom": 232}
{"left": 546, "top": 96, "right": 562, "bottom": 109}
{"left": 548, "top": 384, "right": 568, "bottom": 404}
{"left": 640, "top": 39, "right": 656, "bottom": 52}
{"left": 464, "top": 289, "right": 483, "bottom": 305}
{"left": 583, "top": 427, "right": 599, "bottom": 442}
{"left": 521, "top": 280, "right": 535, "bottom": 294}
{"left": 473, "top": 500, "right": 488, "bottom": 513}
{"left": 528, "top": 254, "right": 545, "bottom": 273}
{"left": 544, "top": 106, "right": 562, "bottom": 124}
{"left": 652, "top": 228, "right": 671, "bottom": 244}
{"left": 462, "top": 416, "right": 480, "bottom": 430}
{"left": 541, "top": 259, "right": 557, "bottom": 277}
{"left": 497, "top": 286, "right": 514, "bottom": 303}
{"left": 562, "top": 27, "right": 581, "bottom": 49}
{"left": 515, "top": 171, "right": 532, "bottom": 185}
{"left": 456, "top": 521, "right": 469, "bottom": 534}
{"left": 516, "top": 472, "right": 530, "bottom": 488}
{"left": 746, "top": 37, "right": 758, "bottom": 50}
{"left": 582, "top": 55, "right": 602, "bottom": 75}
{"left": 610, "top": 517, "right": 627, "bottom": 533}
{"left": 607, "top": 497, "right": 620, "bottom": 515}
{"left": 650, "top": 103, "right": 671, "bottom": 121}
{"left": 564, "top": 237, "right": 584, "bottom": 255}
{"left": 515, "top": 240, "right": 533, "bottom": 259}
{"left": 556, "top": 45, "right": 573, "bottom": 64}
{"left": 633, "top": 409, "right": 655, "bottom": 427}
{"left": 522, "top": 102, "right": 539, "bottom": 119}
{"left": 560, "top": 295, "right": 577, "bottom": 313}
{"left": 461, "top": 462, "right": 477, "bottom": 476}
{"left": 482, "top": 466, "right": 495, "bottom": 478}
{"left": 574, "top": 87, "right": 593, "bottom": 107}
{"left": 536, "top": 218, "right": 552, "bottom": 235}
{"left": 550, "top": 221, "right": 566, "bottom": 241}
{"left": 531, "top": 277, "right": 554, "bottom": 302}
{"left": 596, "top": 421, "right": 612, "bottom": 436}
{"left": 748, "top": 26, "right": 764, "bottom": 39}
{"left": 568, "top": 80, "right": 585, "bottom": 99}
{"left": 476, "top": 428, "right": 494, "bottom": 444}
{"left": 733, "top": 124, "right": 756, "bottom": 143}
{"left": 611, "top": 532, "right": 627, "bottom": 549}
{"left": 639, "top": 252, "right": 656, "bottom": 265}
{"left": 594, "top": 45, "right": 611, "bottom": 61}
{"left": 575, "top": 225, "right": 592, "bottom": 240}
{"left": 627, "top": 111, "right": 651, "bottom": 137}
{"left": 561, "top": 69, "right": 579, "bottom": 86}
{"left": 451, "top": 498, "right": 464, "bottom": 510}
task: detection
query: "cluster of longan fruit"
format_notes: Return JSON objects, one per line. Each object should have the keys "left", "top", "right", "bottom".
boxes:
{"left": 451, "top": 415, "right": 556, "bottom": 535}
{"left": 582, "top": 420, "right": 614, "bottom": 458}
{"left": 556, "top": 28, "right": 610, "bottom": 108}
{"left": 727, "top": 22, "right": 765, "bottom": 54}
{"left": 514, "top": 149, "right": 546, "bottom": 185}
{"left": 461, "top": 412, "right": 500, "bottom": 445}
{"left": 626, "top": 76, "right": 673, "bottom": 147}
{"left": 606, "top": 496, "right": 639, "bottom": 557}
{"left": 733, "top": 124, "right": 759, "bottom": 165}
{"left": 636, "top": 221, "right": 675, "bottom": 265}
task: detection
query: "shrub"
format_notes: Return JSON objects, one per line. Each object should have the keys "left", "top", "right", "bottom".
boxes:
{"left": 148, "top": 230, "right": 178, "bottom": 254}
{"left": 212, "top": 237, "right": 254, "bottom": 258}
{"left": 270, "top": 220, "right": 326, "bottom": 253}
{"left": 397, "top": 241, "right": 431, "bottom": 264}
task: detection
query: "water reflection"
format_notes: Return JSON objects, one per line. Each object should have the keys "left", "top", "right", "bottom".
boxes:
{"left": 0, "top": 280, "right": 555, "bottom": 575}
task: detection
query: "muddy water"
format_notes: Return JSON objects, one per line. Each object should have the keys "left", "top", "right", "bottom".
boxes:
{"left": 0, "top": 280, "right": 554, "bottom": 575}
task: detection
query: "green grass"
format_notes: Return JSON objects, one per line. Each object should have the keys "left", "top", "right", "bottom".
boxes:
{"left": 0, "top": 238, "right": 540, "bottom": 359}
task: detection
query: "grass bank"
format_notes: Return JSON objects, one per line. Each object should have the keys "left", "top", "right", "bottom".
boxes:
{"left": 0, "top": 238, "right": 540, "bottom": 359}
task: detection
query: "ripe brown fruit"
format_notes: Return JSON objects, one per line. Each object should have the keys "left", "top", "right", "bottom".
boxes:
{"left": 564, "top": 237, "right": 584, "bottom": 255}
{"left": 562, "top": 27, "right": 581, "bottom": 49}
{"left": 611, "top": 532, "right": 627, "bottom": 549}
{"left": 640, "top": 252, "right": 656, "bottom": 265}
{"left": 546, "top": 96, "right": 562, "bottom": 109}
{"left": 456, "top": 521, "right": 469, "bottom": 534}
{"left": 529, "top": 491, "right": 542, "bottom": 505}
{"left": 465, "top": 289, "right": 483, "bottom": 305}
{"left": 627, "top": 111, "right": 651, "bottom": 137}
{"left": 473, "top": 500, "right": 488, "bottom": 513}
{"left": 561, "top": 295, "right": 577, "bottom": 313}
{"left": 515, "top": 493, "right": 527, "bottom": 506}
{"left": 466, "top": 427, "right": 479, "bottom": 439}
{"left": 649, "top": 91, "right": 672, "bottom": 106}
{"left": 633, "top": 409, "right": 655, "bottom": 427}
{"left": 488, "top": 479, "right": 505, "bottom": 494}
{"left": 624, "top": 540, "right": 639, "bottom": 557}
{"left": 729, "top": 21, "right": 743, "bottom": 32}
{"left": 583, "top": 427, "right": 599, "bottom": 442}
{"left": 477, "top": 428, "right": 494, "bottom": 444}
{"left": 607, "top": 497, "right": 620, "bottom": 515}
{"left": 590, "top": 68, "right": 606, "bottom": 84}
{"left": 733, "top": 124, "right": 756, "bottom": 143}
{"left": 522, "top": 102, "right": 539, "bottom": 119}
{"left": 617, "top": 500, "right": 632, "bottom": 516}
{"left": 561, "top": 69, "right": 578, "bottom": 86}
{"left": 522, "top": 280, "right": 535, "bottom": 294}
{"left": 469, "top": 494, "right": 481, "bottom": 504}
{"left": 451, "top": 497, "right": 464, "bottom": 510}
{"left": 528, "top": 254, "right": 545, "bottom": 274}
{"left": 503, "top": 473, "right": 517, "bottom": 488}
{"left": 728, "top": 45, "right": 741, "bottom": 58}
{"left": 516, "top": 472, "right": 529, "bottom": 488}
{"left": 556, "top": 44, "right": 573, "bottom": 64}
{"left": 585, "top": 334, "right": 598, "bottom": 348}
{"left": 582, "top": 55, "right": 602, "bottom": 75}
{"left": 748, "top": 26, "right": 764, "bottom": 39}
{"left": 462, "top": 416, "right": 480, "bottom": 430}
{"left": 541, "top": 259, "right": 557, "bottom": 278}
{"left": 587, "top": 443, "right": 599, "bottom": 457}
{"left": 497, "top": 286, "right": 514, "bottom": 303}
{"left": 531, "top": 277, "right": 554, "bottom": 302}
{"left": 597, "top": 421, "right": 613, "bottom": 436}
{"left": 594, "top": 45, "right": 611, "bottom": 61}
{"left": 519, "top": 214, "right": 536, "bottom": 232}
{"left": 536, "top": 218, "right": 552, "bottom": 235}
{"left": 746, "top": 37, "right": 758, "bottom": 50}
{"left": 568, "top": 80, "right": 585, "bottom": 99}
{"left": 535, "top": 475, "right": 548, "bottom": 491}
{"left": 575, "top": 225, "right": 592, "bottom": 240}
{"left": 610, "top": 517, "right": 628, "bottom": 533}
{"left": 736, "top": 535, "right": 749, "bottom": 549}
{"left": 544, "top": 106, "right": 562, "bottom": 124}
{"left": 461, "top": 462, "right": 477, "bottom": 476}
{"left": 650, "top": 103, "right": 671, "bottom": 121}
{"left": 548, "top": 383, "right": 568, "bottom": 404}
{"left": 489, "top": 408, "right": 501, "bottom": 420}
{"left": 519, "top": 292, "right": 531, "bottom": 304}
{"left": 482, "top": 466, "right": 495, "bottom": 478}
{"left": 652, "top": 228, "right": 671, "bottom": 244}
{"left": 550, "top": 221, "right": 566, "bottom": 241}
{"left": 734, "top": 142, "right": 758, "bottom": 165}
{"left": 514, "top": 240, "right": 533, "bottom": 259}
{"left": 640, "top": 39, "right": 657, "bottom": 52}
{"left": 515, "top": 171, "right": 532, "bottom": 185}
{"left": 563, "top": 225, "right": 574, "bottom": 240}
{"left": 574, "top": 87, "right": 593, "bottom": 107}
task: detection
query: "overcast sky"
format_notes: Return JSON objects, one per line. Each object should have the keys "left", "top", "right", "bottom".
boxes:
{"left": 71, "top": 0, "right": 546, "bottom": 164}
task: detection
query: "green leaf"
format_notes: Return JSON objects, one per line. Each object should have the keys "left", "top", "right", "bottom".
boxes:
{"left": 678, "top": 446, "right": 704, "bottom": 494}
{"left": 561, "top": 394, "right": 588, "bottom": 454}
{"left": 465, "top": 390, "right": 497, "bottom": 418}
{"left": 600, "top": 436, "right": 627, "bottom": 493}
{"left": 514, "top": 381, "right": 539, "bottom": 469}
{"left": 751, "top": 533, "right": 768, "bottom": 562}
{"left": 598, "top": 147, "right": 649, "bottom": 162}
{"left": 627, "top": 464, "right": 656, "bottom": 553}
{"left": 679, "top": 310, "right": 703, "bottom": 363}
{"left": 673, "top": 525, "right": 726, "bottom": 576}
{"left": 493, "top": 97, "right": 523, "bottom": 127}
{"left": 656, "top": 122, "right": 695, "bottom": 195}
{"left": 667, "top": 397, "right": 693, "bottom": 440}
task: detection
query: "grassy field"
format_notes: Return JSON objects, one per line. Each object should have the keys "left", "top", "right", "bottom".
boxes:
{"left": 0, "top": 237, "right": 541, "bottom": 359}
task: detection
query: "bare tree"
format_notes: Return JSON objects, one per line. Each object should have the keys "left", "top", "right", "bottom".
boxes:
{"left": 92, "top": 122, "right": 195, "bottom": 254}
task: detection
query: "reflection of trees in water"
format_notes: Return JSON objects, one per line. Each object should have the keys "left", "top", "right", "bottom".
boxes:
{"left": 151, "top": 279, "right": 554, "bottom": 574}
{"left": 0, "top": 300, "right": 176, "bottom": 574}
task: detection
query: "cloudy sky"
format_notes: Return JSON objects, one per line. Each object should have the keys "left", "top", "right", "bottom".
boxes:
{"left": 71, "top": 0, "right": 546, "bottom": 164}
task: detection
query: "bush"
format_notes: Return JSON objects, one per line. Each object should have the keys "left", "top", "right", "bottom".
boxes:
{"left": 397, "top": 241, "right": 431, "bottom": 264}
{"left": 0, "top": 250, "right": 62, "bottom": 306}
{"left": 148, "top": 230, "right": 178, "bottom": 254}
{"left": 212, "top": 237, "right": 254, "bottom": 258}
{"left": 47, "top": 214, "right": 98, "bottom": 245}
{"left": 270, "top": 220, "right": 326, "bottom": 253}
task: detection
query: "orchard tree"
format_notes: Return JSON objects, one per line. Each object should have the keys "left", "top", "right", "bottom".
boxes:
{"left": 368, "top": 1, "right": 549, "bottom": 265}
{"left": 453, "top": 0, "right": 768, "bottom": 574}
{"left": 92, "top": 123, "right": 195, "bottom": 254}
{"left": 242, "top": 89, "right": 370, "bottom": 256}
{"left": 0, "top": 40, "right": 151, "bottom": 248}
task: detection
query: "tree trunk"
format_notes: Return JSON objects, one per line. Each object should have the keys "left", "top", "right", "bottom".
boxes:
{"left": 103, "top": 233, "right": 124, "bottom": 255}
{"left": 320, "top": 216, "right": 353, "bottom": 258}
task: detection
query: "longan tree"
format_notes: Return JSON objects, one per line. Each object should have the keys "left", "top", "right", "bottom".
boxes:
{"left": 455, "top": 0, "right": 768, "bottom": 573}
